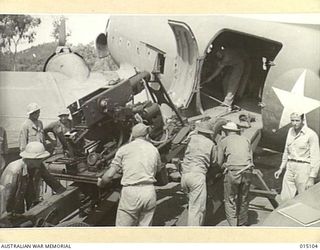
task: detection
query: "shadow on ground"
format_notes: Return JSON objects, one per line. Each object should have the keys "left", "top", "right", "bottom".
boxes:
{"left": 153, "top": 183, "right": 188, "bottom": 226}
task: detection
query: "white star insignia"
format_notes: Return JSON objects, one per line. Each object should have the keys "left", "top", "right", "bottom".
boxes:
{"left": 272, "top": 70, "right": 320, "bottom": 129}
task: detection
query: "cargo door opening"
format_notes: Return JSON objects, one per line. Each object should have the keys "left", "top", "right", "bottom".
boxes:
{"left": 199, "top": 30, "right": 282, "bottom": 114}
{"left": 168, "top": 20, "right": 199, "bottom": 109}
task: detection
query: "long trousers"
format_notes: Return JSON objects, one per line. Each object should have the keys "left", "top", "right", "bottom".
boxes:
{"left": 224, "top": 169, "right": 251, "bottom": 226}
{"left": 181, "top": 172, "right": 207, "bottom": 226}
{"left": 280, "top": 161, "right": 311, "bottom": 202}
{"left": 116, "top": 185, "right": 156, "bottom": 226}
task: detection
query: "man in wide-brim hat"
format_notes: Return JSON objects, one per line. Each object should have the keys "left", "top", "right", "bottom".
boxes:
{"left": 0, "top": 142, "right": 65, "bottom": 215}
{"left": 180, "top": 121, "right": 217, "bottom": 226}
{"left": 18, "top": 102, "right": 45, "bottom": 152}
{"left": 218, "top": 121, "right": 253, "bottom": 226}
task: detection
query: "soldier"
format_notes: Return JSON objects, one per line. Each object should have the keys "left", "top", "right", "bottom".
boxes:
{"left": 217, "top": 122, "right": 253, "bottom": 226}
{"left": 0, "top": 142, "right": 65, "bottom": 214}
{"left": 44, "top": 109, "right": 72, "bottom": 154}
{"left": 274, "top": 112, "right": 320, "bottom": 202}
{"left": 18, "top": 103, "right": 46, "bottom": 202}
{"left": 0, "top": 126, "right": 8, "bottom": 177}
{"left": 202, "top": 46, "right": 251, "bottom": 107}
{"left": 180, "top": 122, "right": 217, "bottom": 226}
{"left": 19, "top": 103, "right": 45, "bottom": 152}
{"left": 97, "top": 123, "right": 162, "bottom": 226}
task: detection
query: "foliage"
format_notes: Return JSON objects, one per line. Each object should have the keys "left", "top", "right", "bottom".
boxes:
{"left": 51, "top": 16, "right": 71, "bottom": 43}
{"left": 0, "top": 15, "right": 41, "bottom": 70}
{"left": 0, "top": 41, "right": 118, "bottom": 72}
{"left": 0, "top": 42, "right": 57, "bottom": 71}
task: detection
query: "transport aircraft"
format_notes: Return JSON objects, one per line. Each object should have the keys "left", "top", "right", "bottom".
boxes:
{"left": 95, "top": 15, "right": 320, "bottom": 152}
{"left": 0, "top": 14, "right": 319, "bottom": 227}
{"left": 1, "top": 15, "right": 319, "bottom": 152}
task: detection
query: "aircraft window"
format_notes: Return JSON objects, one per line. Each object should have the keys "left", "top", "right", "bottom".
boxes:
{"left": 127, "top": 41, "right": 131, "bottom": 47}
{"left": 262, "top": 57, "right": 267, "bottom": 70}
{"left": 137, "top": 47, "right": 140, "bottom": 55}
{"left": 152, "top": 53, "right": 166, "bottom": 74}
{"left": 119, "top": 37, "right": 122, "bottom": 45}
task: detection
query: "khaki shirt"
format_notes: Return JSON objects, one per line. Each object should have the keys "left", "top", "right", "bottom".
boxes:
{"left": 0, "top": 159, "right": 30, "bottom": 213}
{"left": 218, "top": 134, "right": 252, "bottom": 168}
{"left": 282, "top": 126, "right": 320, "bottom": 178}
{"left": 44, "top": 119, "right": 72, "bottom": 152}
{"left": 0, "top": 159, "right": 65, "bottom": 214}
{"left": 19, "top": 119, "right": 44, "bottom": 152}
{"left": 181, "top": 133, "right": 216, "bottom": 175}
{"left": 111, "top": 138, "right": 162, "bottom": 186}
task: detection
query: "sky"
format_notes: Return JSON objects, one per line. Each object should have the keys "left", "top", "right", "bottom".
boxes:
{"left": 17, "top": 13, "right": 320, "bottom": 52}
{"left": 18, "top": 14, "right": 109, "bottom": 51}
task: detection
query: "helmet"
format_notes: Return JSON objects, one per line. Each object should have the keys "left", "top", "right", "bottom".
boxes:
{"left": 131, "top": 123, "right": 150, "bottom": 139}
{"left": 27, "top": 103, "right": 40, "bottom": 115}
{"left": 58, "top": 108, "right": 69, "bottom": 117}
{"left": 195, "top": 122, "right": 214, "bottom": 134}
{"left": 20, "top": 141, "right": 50, "bottom": 159}
{"left": 222, "top": 122, "right": 240, "bottom": 131}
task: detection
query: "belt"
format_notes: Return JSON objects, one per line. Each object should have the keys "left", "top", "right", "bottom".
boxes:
{"left": 123, "top": 182, "right": 154, "bottom": 187}
{"left": 227, "top": 164, "right": 254, "bottom": 176}
{"left": 288, "top": 159, "right": 310, "bottom": 164}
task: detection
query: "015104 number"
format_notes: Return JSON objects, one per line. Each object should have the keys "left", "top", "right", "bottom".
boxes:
{"left": 300, "top": 244, "right": 318, "bottom": 249}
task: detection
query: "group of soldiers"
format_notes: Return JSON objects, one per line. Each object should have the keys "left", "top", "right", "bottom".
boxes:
{"left": 180, "top": 120, "right": 253, "bottom": 226}
{"left": 180, "top": 112, "right": 319, "bottom": 227}
{"left": 0, "top": 103, "right": 71, "bottom": 215}
{"left": 98, "top": 111, "right": 320, "bottom": 227}
{"left": 0, "top": 101, "right": 319, "bottom": 227}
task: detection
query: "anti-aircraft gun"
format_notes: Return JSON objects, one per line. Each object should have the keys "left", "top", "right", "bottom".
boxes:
{"left": 46, "top": 71, "right": 185, "bottom": 183}
{"left": 0, "top": 71, "right": 188, "bottom": 228}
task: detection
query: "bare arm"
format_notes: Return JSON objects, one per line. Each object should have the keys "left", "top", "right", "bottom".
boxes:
{"left": 43, "top": 122, "right": 56, "bottom": 140}
{"left": 202, "top": 63, "right": 224, "bottom": 85}
{"left": 98, "top": 148, "right": 123, "bottom": 187}
{"left": 40, "top": 164, "right": 66, "bottom": 193}
{"left": 98, "top": 165, "right": 118, "bottom": 187}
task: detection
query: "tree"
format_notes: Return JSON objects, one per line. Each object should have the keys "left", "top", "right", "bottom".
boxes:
{"left": 51, "top": 16, "right": 71, "bottom": 45}
{"left": 0, "top": 15, "right": 41, "bottom": 71}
